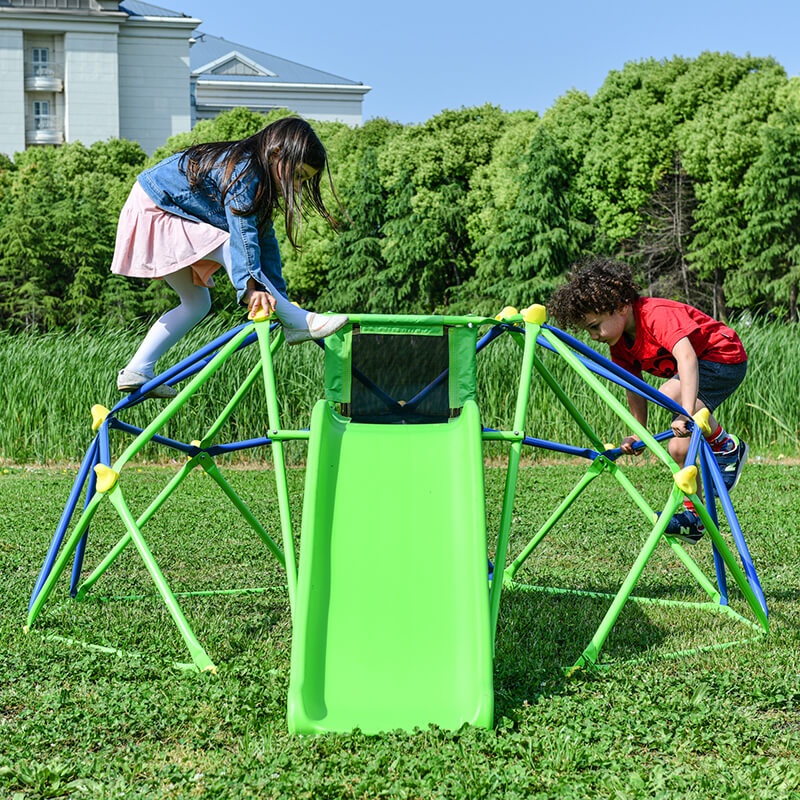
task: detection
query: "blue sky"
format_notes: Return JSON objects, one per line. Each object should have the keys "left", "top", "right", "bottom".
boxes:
{"left": 180, "top": 0, "right": 800, "bottom": 124}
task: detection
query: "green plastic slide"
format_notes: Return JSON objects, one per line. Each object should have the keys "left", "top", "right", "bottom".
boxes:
{"left": 288, "top": 398, "right": 493, "bottom": 734}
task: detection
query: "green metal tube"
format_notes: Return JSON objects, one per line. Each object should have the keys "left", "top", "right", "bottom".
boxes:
{"left": 27, "top": 492, "right": 103, "bottom": 629}
{"left": 255, "top": 321, "right": 298, "bottom": 615}
{"left": 570, "top": 499, "right": 677, "bottom": 671}
{"left": 504, "top": 458, "right": 606, "bottom": 581}
{"left": 84, "top": 586, "right": 281, "bottom": 603}
{"left": 531, "top": 352, "right": 606, "bottom": 452}
{"left": 107, "top": 486, "right": 215, "bottom": 672}
{"left": 541, "top": 329, "right": 678, "bottom": 475}
{"left": 481, "top": 430, "right": 525, "bottom": 442}
{"left": 265, "top": 430, "right": 312, "bottom": 441}
{"left": 693, "top": 501, "right": 769, "bottom": 631}
{"left": 199, "top": 455, "right": 285, "bottom": 567}
{"left": 112, "top": 325, "right": 254, "bottom": 473}
{"left": 488, "top": 321, "right": 539, "bottom": 644}
{"left": 75, "top": 458, "right": 200, "bottom": 600}
{"left": 201, "top": 358, "right": 264, "bottom": 446}
{"left": 507, "top": 581, "right": 723, "bottom": 609}
{"left": 346, "top": 313, "right": 497, "bottom": 327}
{"left": 605, "top": 460, "right": 657, "bottom": 522}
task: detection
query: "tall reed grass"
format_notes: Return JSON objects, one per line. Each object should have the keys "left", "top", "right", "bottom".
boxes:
{"left": 1, "top": 317, "right": 797, "bottom": 464}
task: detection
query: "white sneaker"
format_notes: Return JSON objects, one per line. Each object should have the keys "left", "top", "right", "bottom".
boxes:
{"left": 283, "top": 312, "right": 349, "bottom": 345}
{"left": 117, "top": 368, "right": 178, "bottom": 399}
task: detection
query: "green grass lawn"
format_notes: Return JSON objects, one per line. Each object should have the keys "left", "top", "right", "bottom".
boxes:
{"left": 1, "top": 463, "right": 800, "bottom": 799}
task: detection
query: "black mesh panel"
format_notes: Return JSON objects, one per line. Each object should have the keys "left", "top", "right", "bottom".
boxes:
{"left": 344, "top": 332, "right": 452, "bottom": 424}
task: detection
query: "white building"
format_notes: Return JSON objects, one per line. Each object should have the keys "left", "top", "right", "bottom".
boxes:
{"left": 0, "top": 0, "right": 370, "bottom": 157}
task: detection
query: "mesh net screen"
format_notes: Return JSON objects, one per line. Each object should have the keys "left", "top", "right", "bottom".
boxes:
{"left": 343, "top": 332, "right": 453, "bottom": 424}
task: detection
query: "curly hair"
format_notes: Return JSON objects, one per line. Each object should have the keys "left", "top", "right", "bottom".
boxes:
{"left": 548, "top": 257, "right": 641, "bottom": 329}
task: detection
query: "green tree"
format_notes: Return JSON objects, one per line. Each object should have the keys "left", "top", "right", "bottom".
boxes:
{"left": 318, "top": 147, "right": 391, "bottom": 312}
{"left": 378, "top": 105, "right": 509, "bottom": 311}
{"left": 0, "top": 140, "right": 147, "bottom": 330}
{"left": 472, "top": 126, "right": 588, "bottom": 310}
{"left": 681, "top": 56, "right": 787, "bottom": 316}
{"left": 738, "top": 110, "right": 800, "bottom": 320}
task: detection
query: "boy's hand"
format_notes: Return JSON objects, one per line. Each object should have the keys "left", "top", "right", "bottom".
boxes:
{"left": 621, "top": 435, "right": 642, "bottom": 455}
{"left": 671, "top": 415, "right": 692, "bottom": 438}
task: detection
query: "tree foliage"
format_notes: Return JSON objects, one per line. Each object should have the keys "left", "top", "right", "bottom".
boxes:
{"left": 739, "top": 110, "right": 800, "bottom": 320}
{"left": 2, "top": 52, "right": 799, "bottom": 332}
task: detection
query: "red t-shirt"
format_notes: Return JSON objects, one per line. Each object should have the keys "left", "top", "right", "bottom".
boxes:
{"left": 610, "top": 297, "right": 747, "bottom": 380}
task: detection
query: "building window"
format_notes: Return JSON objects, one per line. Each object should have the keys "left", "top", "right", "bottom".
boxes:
{"left": 32, "top": 48, "right": 51, "bottom": 77}
{"left": 33, "top": 100, "right": 51, "bottom": 130}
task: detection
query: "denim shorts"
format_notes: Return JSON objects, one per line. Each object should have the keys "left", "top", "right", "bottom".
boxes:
{"left": 673, "top": 359, "right": 748, "bottom": 413}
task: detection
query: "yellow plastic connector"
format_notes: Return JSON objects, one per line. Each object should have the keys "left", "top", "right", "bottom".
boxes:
{"left": 248, "top": 308, "right": 272, "bottom": 322}
{"left": 94, "top": 464, "right": 119, "bottom": 494}
{"left": 692, "top": 407, "right": 712, "bottom": 436}
{"left": 203, "top": 664, "right": 218, "bottom": 674}
{"left": 190, "top": 440, "right": 202, "bottom": 448}
{"left": 604, "top": 443, "right": 616, "bottom": 451}
{"left": 494, "top": 306, "right": 519, "bottom": 322}
{"left": 674, "top": 465, "right": 698, "bottom": 495}
{"left": 91, "top": 404, "right": 110, "bottom": 432}
{"left": 521, "top": 304, "right": 547, "bottom": 325}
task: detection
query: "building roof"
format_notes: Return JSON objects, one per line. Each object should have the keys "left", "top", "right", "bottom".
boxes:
{"left": 119, "top": 0, "right": 191, "bottom": 17}
{"left": 190, "top": 31, "right": 363, "bottom": 87}
{"left": 118, "top": 3, "right": 364, "bottom": 87}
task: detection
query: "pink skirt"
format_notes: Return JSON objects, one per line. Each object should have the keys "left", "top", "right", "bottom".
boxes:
{"left": 110, "top": 182, "right": 230, "bottom": 288}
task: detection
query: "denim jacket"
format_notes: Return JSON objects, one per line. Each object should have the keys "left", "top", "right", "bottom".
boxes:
{"left": 137, "top": 152, "right": 287, "bottom": 303}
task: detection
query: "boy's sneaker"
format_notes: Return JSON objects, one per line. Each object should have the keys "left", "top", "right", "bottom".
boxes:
{"left": 662, "top": 510, "right": 705, "bottom": 545}
{"left": 713, "top": 435, "right": 749, "bottom": 493}
{"left": 117, "top": 368, "right": 177, "bottom": 399}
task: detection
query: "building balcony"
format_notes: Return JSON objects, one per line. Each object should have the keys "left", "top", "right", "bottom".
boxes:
{"left": 25, "top": 117, "right": 64, "bottom": 145}
{"left": 24, "top": 66, "right": 64, "bottom": 92}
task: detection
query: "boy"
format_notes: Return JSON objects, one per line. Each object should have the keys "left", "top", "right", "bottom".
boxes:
{"left": 548, "top": 258, "right": 748, "bottom": 544}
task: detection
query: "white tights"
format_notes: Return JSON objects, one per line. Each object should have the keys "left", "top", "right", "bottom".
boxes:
{"left": 123, "top": 240, "right": 310, "bottom": 376}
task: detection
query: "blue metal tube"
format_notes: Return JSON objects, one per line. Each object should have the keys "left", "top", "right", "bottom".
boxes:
{"left": 700, "top": 445, "right": 728, "bottom": 605}
{"left": 29, "top": 437, "right": 99, "bottom": 609}
{"left": 701, "top": 439, "right": 768, "bottom": 616}
{"left": 69, "top": 438, "right": 101, "bottom": 597}
{"left": 108, "top": 418, "right": 196, "bottom": 455}
{"left": 206, "top": 437, "right": 273, "bottom": 455}
{"left": 109, "top": 323, "right": 263, "bottom": 415}
{"left": 542, "top": 324, "right": 690, "bottom": 417}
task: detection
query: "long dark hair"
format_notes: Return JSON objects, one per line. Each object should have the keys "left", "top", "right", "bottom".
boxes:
{"left": 179, "top": 117, "right": 335, "bottom": 250}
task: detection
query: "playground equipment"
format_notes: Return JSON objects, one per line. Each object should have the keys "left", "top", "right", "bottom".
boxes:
{"left": 26, "top": 307, "right": 767, "bottom": 734}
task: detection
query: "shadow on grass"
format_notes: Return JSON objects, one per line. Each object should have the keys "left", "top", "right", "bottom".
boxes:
{"left": 490, "top": 582, "right": 763, "bottom": 721}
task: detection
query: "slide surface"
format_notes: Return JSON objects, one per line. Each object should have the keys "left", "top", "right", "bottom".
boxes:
{"left": 288, "top": 399, "right": 493, "bottom": 734}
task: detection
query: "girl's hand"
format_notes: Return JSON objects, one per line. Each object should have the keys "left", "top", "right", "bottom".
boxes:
{"left": 245, "top": 288, "right": 277, "bottom": 318}
{"left": 671, "top": 415, "right": 691, "bottom": 438}
{"left": 621, "top": 435, "right": 642, "bottom": 455}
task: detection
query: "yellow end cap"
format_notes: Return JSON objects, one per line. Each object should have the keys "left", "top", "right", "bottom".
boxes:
{"left": 91, "top": 404, "right": 110, "bottom": 432}
{"left": 190, "top": 440, "right": 202, "bottom": 448}
{"left": 94, "top": 464, "right": 119, "bottom": 494}
{"left": 604, "top": 443, "right": 615, "bottom": 451}
{"left": 494, "top": 306, "right": 519, "bottom": 322}
{"left": 203, "top": 664, "right": 218, "bottom": 674}
{"left": 248, "top": 308, "right": 271, "bottom": 322}
{"left": 522, "top": 304, "right": 547, "bottom": 325}
{"left": 23, "top": 625, "right": 29, "bottom": 634}
{"left": 674, "top": 465, "right": 698, "bottom": 495}
{"left": 692, "top": 407, "right": 712, "bottom": 436}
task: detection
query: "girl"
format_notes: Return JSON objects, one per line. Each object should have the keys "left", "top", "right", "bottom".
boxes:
{"left": 111, "top": 116, "right": 348, "bottom": 398}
